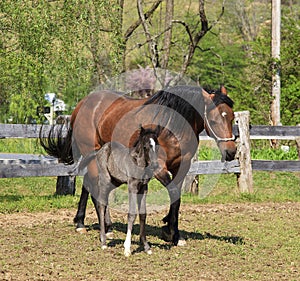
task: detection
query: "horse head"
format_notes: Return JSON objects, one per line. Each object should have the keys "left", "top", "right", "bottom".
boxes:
{"left": 203, "top": 86, "right": 237, "bottom": 161}
{"left": 132, "top": 126, "right": 160, "bottom": 175}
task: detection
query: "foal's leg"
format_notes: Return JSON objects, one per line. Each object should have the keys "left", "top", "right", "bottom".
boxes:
{"left": 124, "top": 187, "right": 137, "bottom": 257}
{"left": 91, "top": 185, "right": 110, "bottom": 249}
{"left": 138, "top": 184, "right": 152, "bottom": 255}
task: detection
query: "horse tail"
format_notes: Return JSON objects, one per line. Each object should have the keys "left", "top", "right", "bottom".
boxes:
{"left": 39, "top": 121, "right": 74, "bottom": 165}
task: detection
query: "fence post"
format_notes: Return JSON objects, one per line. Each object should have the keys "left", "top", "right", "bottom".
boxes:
{"left": 235, "top": 111, "right": 253, "bottom": 193}
{"left": 56, "top": 175, "right": 76, "bottom": 195}
{"left": 55, "top": 115, "right": 76, "bottom": 195}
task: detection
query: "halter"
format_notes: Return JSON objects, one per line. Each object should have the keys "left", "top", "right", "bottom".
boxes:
{"left": 204, "top": 105, "right": 236, "bottom": 142}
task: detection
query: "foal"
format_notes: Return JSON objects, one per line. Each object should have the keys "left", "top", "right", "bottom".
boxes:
{"left": 79, "top": 127, "right": 159, "bottom": 256}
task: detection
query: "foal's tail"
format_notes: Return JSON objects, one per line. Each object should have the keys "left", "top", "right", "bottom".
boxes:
{"left": 77, "top": 151, "right": 98, "bottom": 173}
{"left": 39, "top": 121, "right": 74, "bottom": 165}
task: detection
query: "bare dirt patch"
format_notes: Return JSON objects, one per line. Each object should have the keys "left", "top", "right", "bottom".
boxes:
{"left": 1, "top": 202, "right": 299, "bottom": 281}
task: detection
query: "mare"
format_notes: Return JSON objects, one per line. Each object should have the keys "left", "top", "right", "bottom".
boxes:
{"left": 40, "top": 85, "right": 236, "bottom": 246}
{"left": 78, "top": 126, "right": 159, "bottom": 256}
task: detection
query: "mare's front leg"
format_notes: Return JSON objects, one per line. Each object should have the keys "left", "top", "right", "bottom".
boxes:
{"left": 138, "top": 184, "right": 152, "bottom": 255}
{"left": 155, "top": 168, "right": 185, "bottom": 246}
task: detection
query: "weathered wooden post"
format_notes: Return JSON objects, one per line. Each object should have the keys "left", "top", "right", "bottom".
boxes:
{"left": 235, "top": 111, "right": 253, "bottom": 193}
{"left": 55, "top": 115, "right": 76, "bottom": 195}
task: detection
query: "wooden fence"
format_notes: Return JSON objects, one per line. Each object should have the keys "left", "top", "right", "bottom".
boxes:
{"left": 1, "top": 111, "right": 300, "bottom": 193}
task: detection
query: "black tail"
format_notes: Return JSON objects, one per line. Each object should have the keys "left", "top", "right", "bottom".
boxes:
{"left": 39, "top": 121, "right": 74, "bottom": 165}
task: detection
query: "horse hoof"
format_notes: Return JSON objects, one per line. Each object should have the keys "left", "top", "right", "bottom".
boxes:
{"left": 106, "top": 231, "right": 114, "bottom": 240}
{"left": 146, "top": 249, "right": 152, "bottom": 255}
{"left": 177, "top": 238, "right": 186, "bottom": 247}
{"left": 76, "top": 227, "right": 87, "bottom": 234}
{"left": 124, "top": 250, "right": 131, "bottom": 257}
{"left": 101, "top": 245, "right": 108, "bottom": 250}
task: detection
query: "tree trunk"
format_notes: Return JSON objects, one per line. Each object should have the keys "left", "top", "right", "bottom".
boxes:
{"left": 270, "top": 0, "right": 281, "bottom": 147}
{"left": 161, "top": 0, "right": 174, "bottom": 70}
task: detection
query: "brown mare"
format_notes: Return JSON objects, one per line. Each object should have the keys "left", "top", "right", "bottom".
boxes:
{"left": 40, "top": 85, "right": 236, "bottom": 246}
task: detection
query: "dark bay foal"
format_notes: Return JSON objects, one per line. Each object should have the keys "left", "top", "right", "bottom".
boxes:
{"left": 79, "top": 127, "right": 159, "bottom": 256}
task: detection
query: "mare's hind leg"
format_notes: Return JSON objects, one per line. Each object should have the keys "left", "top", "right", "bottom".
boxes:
{"left": 74, "top": 175, "right": 89, "bottom": 232}
{"left": 138, "top": 184, "right": 152, "bottom": 255}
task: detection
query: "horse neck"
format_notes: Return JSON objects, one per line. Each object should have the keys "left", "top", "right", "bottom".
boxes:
{"left": 195, "top": 116, "right": 205, "bottom": 136}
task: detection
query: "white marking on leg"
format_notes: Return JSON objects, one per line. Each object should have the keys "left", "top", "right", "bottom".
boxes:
{"left": 177, "top": 236, "right": 187, "bottom": 247}
{"left": 124, "top": 230, "right": 132, "bottom": 257}
{"left": 221, "top": 112, "right": 227, "bottom": 118}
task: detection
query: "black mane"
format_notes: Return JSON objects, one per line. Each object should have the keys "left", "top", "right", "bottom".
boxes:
{"left": 141, "top": 86, "right": 206, "bottom": 138}
{"left": 142, "top": 85, "right": 205, "bottom": 130}
{"left": 141, "top": 85, "right": 233, "bottom": 137}
{"left": 204, "top": 87, "right": 234, "bottom": 108}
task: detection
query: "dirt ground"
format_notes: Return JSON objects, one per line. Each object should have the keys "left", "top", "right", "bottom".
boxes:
{"left": 1, "top": 202, "right": 299, "bottom": 281}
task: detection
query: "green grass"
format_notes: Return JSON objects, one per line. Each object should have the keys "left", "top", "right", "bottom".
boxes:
{"left": 183, "top": 171, "right": 300, "bottom": 204}
{"left": 0, "top": 141, "right": 299, "bottom": 213}
{"left": 0, "top": 138, "right": 44, "bottom": 154}
{"left": 1, "top": 170, "right": 299, "bottom": 214}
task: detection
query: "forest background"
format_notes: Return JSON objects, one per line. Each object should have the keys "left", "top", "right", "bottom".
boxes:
{"left": 0, "top": 0, "right": 299, "bottom": 126}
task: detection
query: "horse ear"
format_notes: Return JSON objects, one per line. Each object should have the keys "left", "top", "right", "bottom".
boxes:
{"left": 139, "top": 124, "right": 145, "bottom": 135}
{"left": 220, "top": 85, "right": 227, "bottom": 95}
{"left": 202, "top": 88, "right": 215, "bottom": 104}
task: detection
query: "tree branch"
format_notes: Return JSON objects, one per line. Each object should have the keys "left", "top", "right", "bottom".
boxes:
{"left": 137, "top": 0, "right": 159, "bottom": 68}
{"left": 124, "top": 0, "right": 162, "bottom": 42}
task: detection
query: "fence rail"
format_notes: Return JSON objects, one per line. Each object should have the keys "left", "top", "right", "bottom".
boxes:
{"left": 1, "top": 123, "right": 300, "bottom": 139}
{"left": 0, "top": 118, "right": 300, "bottom": 193}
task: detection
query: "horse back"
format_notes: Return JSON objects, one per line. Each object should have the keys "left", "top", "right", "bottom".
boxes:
{"left": 71, "top": 90, "right": 145, "bottom": 156}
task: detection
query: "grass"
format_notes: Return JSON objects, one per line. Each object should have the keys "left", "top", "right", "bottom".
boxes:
{"left": 0, "top": 138, "right": 44, "bottom": 154}
{"left": 1, "top": 201, "right": 299, "bottom": 280}
{"left": 0, "top": 170, "right": 299, "bottom": 214}
{"left": 0, "top": 139, "right": 299, "bottom": 213}
{"left": 0, "top": 141, "right": 299, "bottom": 280}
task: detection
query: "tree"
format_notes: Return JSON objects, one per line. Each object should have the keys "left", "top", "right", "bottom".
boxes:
{"left": 0, "top": 1, "right": 55, "bottom": 123}
{"left": 133, "top": 0, "right": 226, "bottom": 83}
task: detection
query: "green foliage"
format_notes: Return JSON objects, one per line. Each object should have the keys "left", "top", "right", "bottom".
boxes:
{"left": 280, "top": 16, "right": 300, "bottom": 125}
{"left": 251, "top": 146, "right": 298, "bottom": 160}
{"left": 0, "top": 0, "right": 124, "bottom": 123}
{"left": 0, "top": 1, "right": 299, "bottom": 126}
